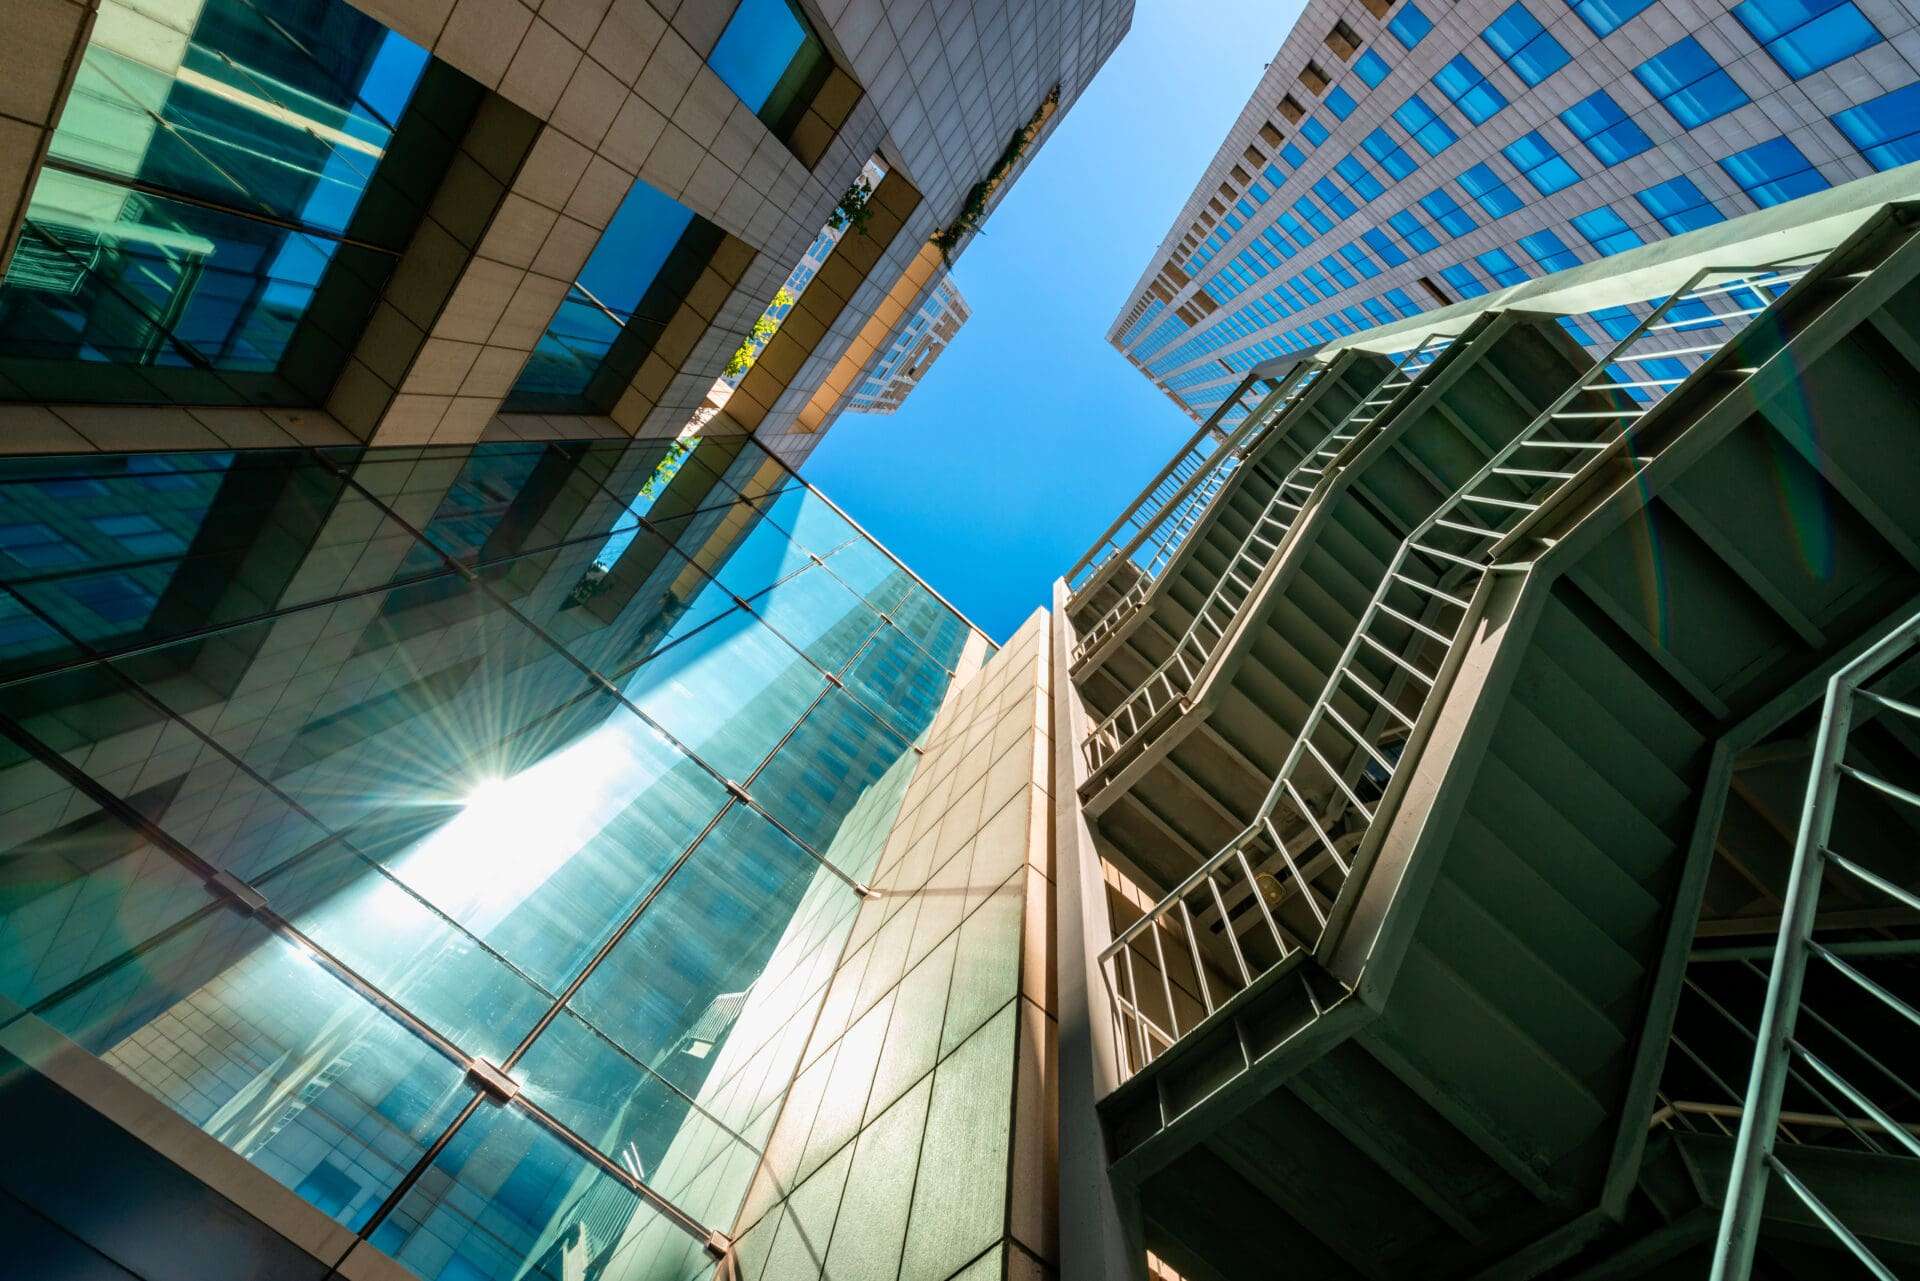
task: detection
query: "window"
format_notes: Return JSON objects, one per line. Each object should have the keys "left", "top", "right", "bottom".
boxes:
{"left": 1520, "top": 228, "right": 1582, "bottom": 271}
{"left": 1719, "top": 137, "right": 1830, "bottom": 206}
{"left": 1393, "top": 94, "right": 1459, "bottom": 155}
{"left": 1336, "top": 154, "right": 1386, "bottom": 201}
{"left": 0, "top": 522, "right": 83, "bottom": 569}
{"left": 1566, "top": 0, "right": 1652, "bottom": 35}
{"left": 1477, "top": 248, "right": 1530, "bottom": 286}
{"left": 1441, "top": 263, "right": 1489, "bottom": 297}
{"left": 1733, "top": 0, "right": 1880, "bottom": 76}
{"left": 1483, "top": 5, "right": 1572, "bottom": 84}
{"left": 1295, "top": 196, "right": 1335, "bottom": 233}
{"left": 1572, "top": 205, "right": 1644, "bottom": 255}
{"left": 91, "top": 514, "right": 187, "bottom": 557}
{"left": 707, "top": 0, "right": 829, "bottom": 129}
{"left": 1279, "top": 94, "right": 1307, "bottom": 123}
{"left": 1560, "top": 90, "right": 1653, "bottom": 165}
{"left": 1313, "top": 177, "right": 1358, "bottom": 219}
{"left": 1833, "top": 82, "right": 1920, "bottom": 170}
{"left": 1301, "top": 61, "right": 1331, "bottom": 94}
{"left": 1301, "top": 117, "right": 1331, "bottom": 145}
{"left": 1386, "top": 286, "right": 1424, "bottom": 317}
{"left": 1363, "top": 297, "right": 1395, "bottom": 325}
{"left": 1363, "top": 128, "right": 1419, "bottom": 179}
{"left": 1342, "top": 243, "right": 1383, "bottom": 278}
{"left": 1503, "top": 132, "right": 1580, "bottom": 195}
{"left": 1635, "top": 38, "right": 1750, "bottom": 127}
{"left": 1636, "top": 176, "right": 1723, "bottom": 232}
{"left": 1432, "top": 55, "right": 1509, "bottom": 124}
{"left": 1419, "top": 188, "right": 1479, "bottom": 235}
{"left": 1326, "top": 86, "right": 1359, "bottom": 118}
{"left": 1363, "top": 227, "right": 1409, "bottom": 265}
{"left": 1457, "top": 166, "right": 1521, "bottom": 219}
{"left": 1327, "top": 19, "right": 1363, "bottom": 58}
{"left": 1389, "top": 208, "right": 1442, "bottom": 253}
{"left": 1389, "top": 2, "right": 1434, "bottom": 47}
{"left": 1354, "top": 49, "right": 1392, "bottom": 86}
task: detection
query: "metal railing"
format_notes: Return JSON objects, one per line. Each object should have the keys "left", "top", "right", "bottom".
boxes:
{"left": 1711, "top": 610, "right": 1920, "bottom": 1281}
{"left": 1080, "top": 336, "right": 1454, "bottom": 785}
{"left": 1070, "top": 364, "right": 1328, "bottom": 670}
{"left": 1096, "top": 256, "right": 1823, "bottom": 1079}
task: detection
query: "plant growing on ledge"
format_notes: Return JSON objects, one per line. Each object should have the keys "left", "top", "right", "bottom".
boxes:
{"left": 830, "top": 177, "right": 875, "bottom": 238}
{"left": 932, "top": 85, "right": 1061, "bottom": 257}
{"left": 724, "top": 288, "right": 796, "bottom": 380}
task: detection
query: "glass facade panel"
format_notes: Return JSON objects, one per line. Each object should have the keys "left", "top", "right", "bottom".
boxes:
{"left": 1719, "top": 137, "right": 1831, "bottom": 206}
{"left": 1634, "top": 38, "right": 1751, "bottom": 127}
{"left": 707, "top": 0, "right": 830, "bottom": 133}
{"left": 0, "top": 430, "right": 978, "bottom": 1274}
{"left": 1560, "top": 90, "right": 1654, "bottom": 166}
{"left": 1389, "top": 2, "right": 1435, "bottom": 47}
{"left": 1567, "top": 0, "right": 1653, "bottom": 36}
{"left": 1832, "top": 82, "right": 1920, "bottom": 170}
{"left": 1734, "top": 0, "right": 1881, "bottom": 75}
{"left": 0, "top": 0, "right": 469, "bottom": 406}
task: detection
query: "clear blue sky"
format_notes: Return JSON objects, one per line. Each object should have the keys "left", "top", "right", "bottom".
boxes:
{"left": 803, "top": 0, "right": 1304, "bottom": 643}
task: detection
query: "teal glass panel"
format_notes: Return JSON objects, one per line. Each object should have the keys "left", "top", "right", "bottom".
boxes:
{"left": 569, "top": 804, "right": 839, "bottom": 1093}
{"left": 844, "top": 623, "right": 952, "bottom": 741}
{"left": 619, "top": 606, "right": 825, "bottom": 781}
{"left": 749, "top": 688, "right": 913, "bottom": 855}
{"left": 707, "top": 0, "right": 830, "bottom": 137}
{"left": 0, "top": 734, "right": 214, "bottom": 1008}
{"left": 372, "top": 1097, "right": 700, "bottom": 1281}
{"left": 40, "top": 908, "right": 476, "bottom": 1232}
{"left": 744, "top": 562, "right": 881, "bottom": 672}
{"left": 822, "top": 536, "right": 913, "bottom": 613}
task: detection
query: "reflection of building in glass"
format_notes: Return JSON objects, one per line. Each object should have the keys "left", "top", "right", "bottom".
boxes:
{"left": 845, "top": 275, "right": 971, "bottom": 415}
{"left": 1108, "top": 0, "right": 1920, "bottom": 425}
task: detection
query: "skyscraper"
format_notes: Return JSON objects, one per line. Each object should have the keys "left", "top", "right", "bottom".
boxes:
{"left": 1106, "top": 0, "right": 1920, "bottom": 424}
{"left": 844, "top": 274, "right": 971, "bottom": 415}
{"left": 0, "top": 0, "right": 1118, "bottom": 1277}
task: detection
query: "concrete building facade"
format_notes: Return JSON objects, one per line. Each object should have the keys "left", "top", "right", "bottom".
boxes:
{"left": 1106, "top": 0, "right": 1920, "bottom": 423}
{"left": 844, "top": 272, "right": 970, "bottom": 414}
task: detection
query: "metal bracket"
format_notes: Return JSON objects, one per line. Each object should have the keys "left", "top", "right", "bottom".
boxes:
{"left": 205, "top": 871, "right": 267, "bottom": 914}
{"left": 724, "top": 778, "right": 752, "bottom": 804}
{"left": 703, "top": 1228, "right": 733, "bottom": 1260}
{"left": 825, "top": 671, "right": 843, "bottom": 687}
{"left": 467, "top": 1058, "right": 521, "bottom": 1102}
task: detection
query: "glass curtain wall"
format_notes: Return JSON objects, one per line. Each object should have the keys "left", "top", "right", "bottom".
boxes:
{"left": 0, "top": 0, "right": 476, "bottom": 405}
{"left": 0, "top": 428, "right": 979, "bottom": 1281}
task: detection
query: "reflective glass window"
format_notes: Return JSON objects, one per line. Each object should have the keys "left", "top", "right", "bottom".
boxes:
{"left": 1734, "top": 0, "right": 1880, "bottom": 76}
{"left": 1363, "top": 227, "right": 1409, "bottom": 266}
{"left": 1457, "top": 164, "right": 1523, "bottom": 218}
{"left": 1567, "top": 0, "right": 1652, "bottom": 35}
{"left": 1389, "top": 2, "right": 1435, "bottom": 47}
{"left": 1419, "top": 188, "right": 1479, "bottom": 236}
{"left": 1634, "top": 38, "right": 1751, "bottom": 127}
{"left": 1635, "top": 175, "right": 1723, "bottom": 233}
{"left": 1362, "top": 127, "right": 1419, "bottom": 179}
{"left": 1831, "top": 82, "right": 1920, "bottom": 170}
{"left": 1503, "top": 131, "right": 1581, "bottom": 195}
{"left": 1520, "top": 228, "right": 1583, "bottom": 271}
{"left": 1354, "top": 49, "right": 1392, "bottom": 86}
{"left": 1326, "top": 86, "right": 1358, "bottom": 118}
{"left": 1719, "top": 136, "right": 1831, "bottom": 206}
{"left": 1477, "top": 247, "right": 1530, "bottom": 286}
{"left": 1432, "top": 54, "right": 1509, "bottom": 124}
{"left": 1388, "top": 208, "right": 1442, "bottom": 254}
{"left": 1560, "top": 90, "right": 1654, "bottom": 165}
{"left": 1393, "top": 94, "right": 1459, "bottom": 155}
{"left": 1440, "top": 263, "right": 1488, "bottom": 298}
{"left": 1572, "top": 204, "right": 1645, "bottom": 255}
{"left": 1483, "top": 4, "right": 1571, "bottom": 83}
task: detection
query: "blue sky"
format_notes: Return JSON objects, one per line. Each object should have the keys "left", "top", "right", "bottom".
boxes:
{"left": 803, "top": 0, "right": 1305, "bottom": 643}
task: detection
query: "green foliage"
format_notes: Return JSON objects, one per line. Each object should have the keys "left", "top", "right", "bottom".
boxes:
{"left": 724, "top": 289, "right": 797, "bottom": 379}
{"left": 932, "top": 86, "right": 1060, "bottom": 256}
{"left": 830, "top": 178, "right": 875, "bottom": 237}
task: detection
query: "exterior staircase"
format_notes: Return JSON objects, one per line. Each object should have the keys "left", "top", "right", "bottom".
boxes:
{"left": 1073, "top": 202, "right": 1920, "bottom": 1280}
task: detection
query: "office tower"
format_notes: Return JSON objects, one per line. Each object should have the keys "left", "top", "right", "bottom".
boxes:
{"left": 844, "top": 274, "right": 971, "bottom": 414}
{"left": 1106, "top": 0, "right": 1920, "bottom": 424}
{"left": 1057, "top": 175, "right": 1920, "bottom": 1279}
{"left": 0, "top": 0, "right": 1123, "bottom": 1278}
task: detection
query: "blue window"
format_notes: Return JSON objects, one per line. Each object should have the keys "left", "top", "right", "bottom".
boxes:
{"left": 1733, "top": 0, "right": 1880, "bottom": 76}
{"left": 1432, "top": 55, "right": 1509, "bottom": 123}
{"left": 1363, "top": 228, "right": 1409, "bottom": 266}
{"left": 1321, "top": 254, "right": 1359, "bottom": 288}
{"left": 1386, "top": 287, "right": 1423, "bottom": 317}
{"left": 1281, "top": 142, "right": 1308, "bottom": 167}
{"left": 1326, "top": 86, "right": 1359, "bottom": 118}
{"left": 1265, "top": 163, "right": 1288, "bottom": 188}
{"left": 0, "top": 522, "right": 83, "bottom": 569}
{"left": 1419, "top": 188, "right": 1479, "bottom": 235}
{"left": 1342, "top": 243, "right": 1382, "bottom": 278}
{"left": 1336, "top": 155, "right": 1386, "bottom": 201}
{"left": 1441, "top": 263, "right": 1489, "bottom": 297}
{"left": 1477, "top": 248, "right": 1530, "bottom": 286}
{"left": 1636, "top": 176, "right": 1723, "bottom": 232}
{"left": 1354, "top": 49, "right": 1392, "bottom": 86}
{"left": 1313, "top": 177, "right": 1358, "bottom": 219}
{"left": 1389, "top": 2, "right": 1434, "bottom": 47}
{"left": 1389, "top": 208, "right": 1442, "bottom": 253}
{"left": 1520, "top": 228, "right": 1582, "bottom": 271}
{"left": 1720, "top": 137, "right": 1830, "bottom": 206}
{"left": 1566, "top": 0, "right": 1652, "bottom": 35}
{"left": 91, "top": 514, "right": 187, "bottom": 556}
{"left": 1635, "top": 38, "right": 1750, "bottom": 127}
{"left": 1296, "top": 196, "right": 1334, "bottom": 233}
{"left": 1483, "top": 4, "right": 1572, "bottom": 84}
{"left": 1572, "top": 205, "right": 1644, "bottom": 255}
{"left": 63, "top": 574, "right": 157, "bottom": 623}
{"left": 1560, "top": 90, "right": 1653, "bottom": 165}
{"left": 1363, "top": 128, "right": 1419, "bottom": 179}
{"left": 708, "top": 0, "right": 825, "bottom": 120}
{"left": 1833, "top": 82, "right": 1920, "bottom": 170}
{"left": 1394, "top": 94, "right": 1459, "bottom": 155}
{"left": 1277, "top": 211, "right": 1315, "bottom": 249}
{"left": 1558, "top": 315, "right": 1600, "bottom": 345}
{"left": 1363, "top": 296, "right": 1395, "bottom": 325}
{"left": 1300, "top": 117, "right": 1331, "bottom": 146}
{"left": 1457, "top": 166, "right": 1522, "bottom": 219}
{"left": 1503, "top": 132, "right": 1580, "bottom": 195}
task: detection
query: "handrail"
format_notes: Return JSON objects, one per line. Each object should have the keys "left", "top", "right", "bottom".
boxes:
{"left": 1711, "top": 606, "right": 1920, "bottom": 1281}
{"left": 1079, "top": 336, "right": 1454, "bottom": 789}
{"left": 1097, "top": 252, "right": 1829, "bottom": 1080}
{"left": 1069, "top": 364, "right": 1328, "bottom": 669}
{"left": 1066, "top": 386, "right": 1250, "bottom": 598}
